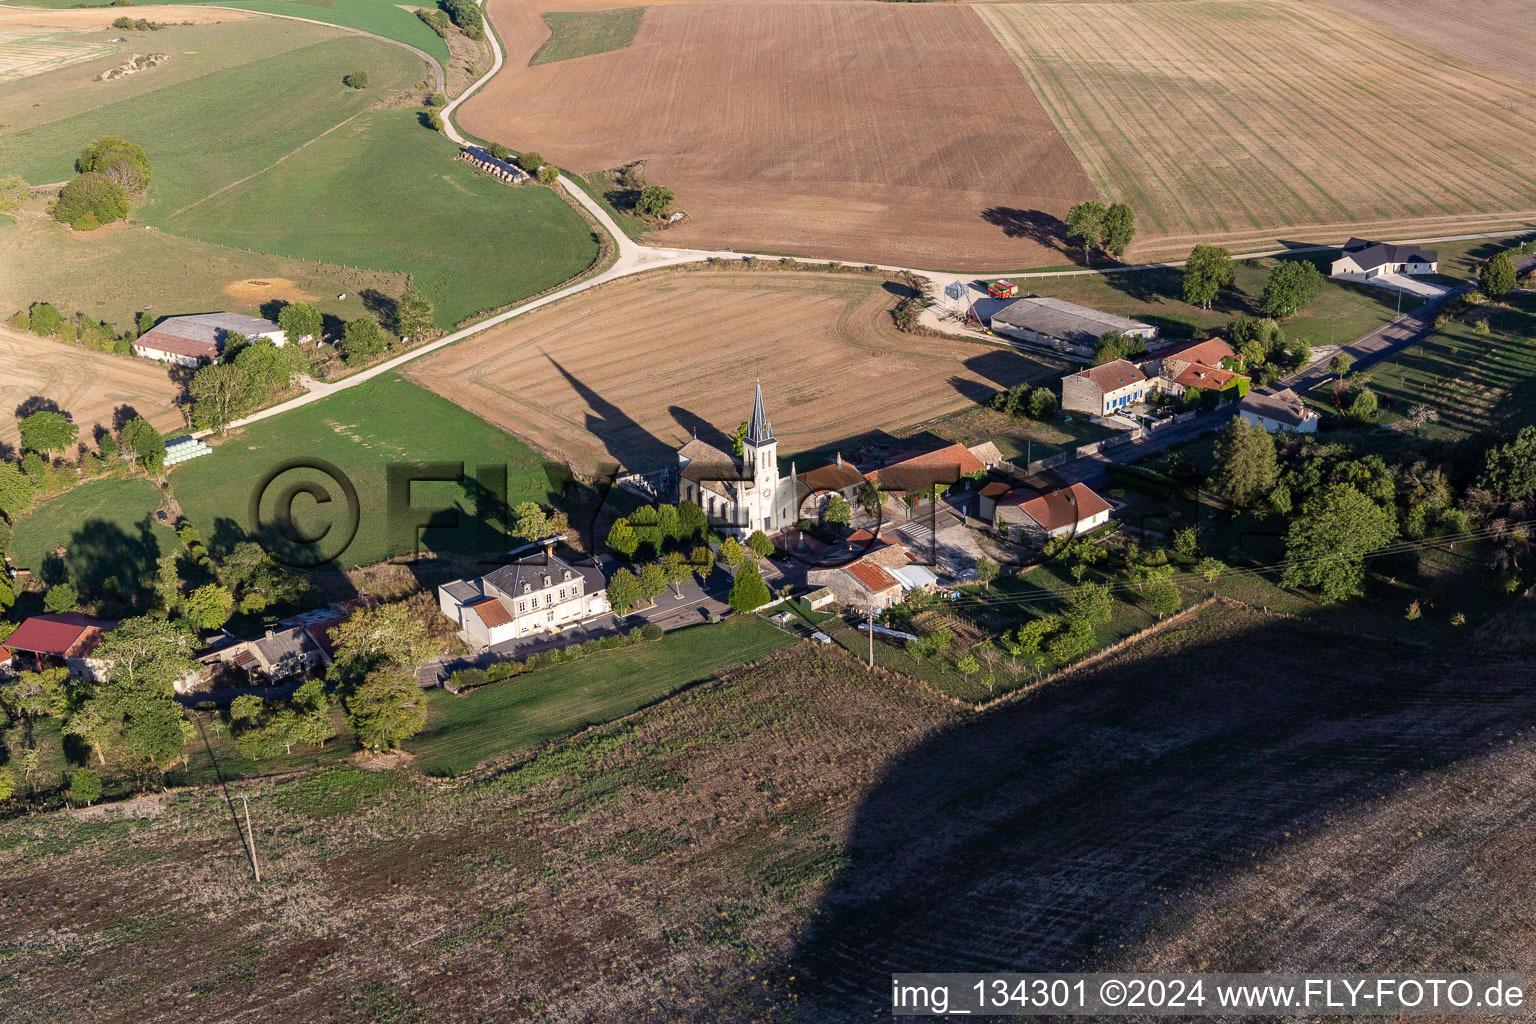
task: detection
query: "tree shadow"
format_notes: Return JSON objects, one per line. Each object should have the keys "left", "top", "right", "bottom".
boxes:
{"left": 259, "top": 298, "right": 289, "bottom": 324}
{"left": 111, "top": 404, "right": 141, "bottom": 433}
{"left": 360, "top": 289, "right": 398, "bottom": 333}
{"left": 775, "top": 614, "right": 1536, "bottom": 1019}
{"left": 14, "top": 396, "right": 67, "bottom": 420}
{"left": 980, "top": 207, "right": 1071, "bottom": 259}
{"left": 52, "top": 516, "right": 164, "bottom": 616}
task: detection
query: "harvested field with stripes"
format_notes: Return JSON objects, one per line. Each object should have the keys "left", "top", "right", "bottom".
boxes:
{"left": 405, "top": 266, "right": 1051, "bottom": 474}
{"left": 1327, "top": 0, "right": 1536, "bottom": 86}
{"left": 461, "top": 0, "right": 1094, "bottom": 269}
{"left": 978, "top": 0, "right": 1536, "bottom": 259}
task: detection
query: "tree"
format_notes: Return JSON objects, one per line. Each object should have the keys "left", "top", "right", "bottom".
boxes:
{"left": 183, "top": 583, "right": 234, "bottom": 631}
{"left": 328, "top": 603, "right": 431, "bottom": 681}
{"left": 1479, "top": 425, "right": 1536, "bottom": 501}
{"left": 339, "top": 316, "right": 387, "bottom": 363}
{"left": 719, "top": 536, "right": 745, "bottom": 569}
{"left": 1328, "top": 352, "right": 1352, "bottom": 377}
{"left": 635, "top": 185, "right": 675, "bottom": 218}
{"left": 18, "top": 410, "right": 77, "bottom": 455}
{"left": 662, "top": 551, "right": 693, "bottom": 597}
{"left": 1066, "top": 581, "right": 1114, "bottom": 627}
{"left": 1182, "top": 244, "right": 1235, "bottom": 310}
{"left": 52, "top": 172, "right": 129, "bottom": 229}
{"left": 119, "top": 417, "right": 165, "bottom": 474}
{"left": 439, "top": 0, "right": 483, "bottom": 36}
{"left": 347, "top": 669, "right": 426, "bottom": 752}
{"left": 76, "top": 136, "right": 152, "bottom": 198}
{"left": 43, "top": 583, "right": 78, "bottom": 613}
{"left": 277, "top": 301, "right": 322, "bottom": 346}
{"left": 288, "top": 678, "right": 337, "bottom": 749}
{"left": 858, "top": 479, "right": 884, "bottom": 519}
{"left": 0, "top": 765, "right": 14, "bottom": 804}
{"left": 1092, "top": 330, "right": 1147, "bottom": 365}
{"left": 606, "top": 518, "right": 638, "bottom": 559}
{"left": 1103, "top": 202, "right": 1136, "bottom": 258}
{"left": 510, "top": 501, "right": 568, "bottom": 542}
{"left": 606, "top": 567, "right": 641, "bottom": 615}
{"left": 95, "top": 617, "right": 199, "bottom": 697}
{"left": 395, "top": 289, "right": 435, "bottom": 342}
{"left": 656, "top": 503, "right": 681, "bottom": 544}
{"left": 190, "top": 361, "right": 261, "bottom": 434}
{"left": 955, "top": 654, "right": 980, "bottom": 680}
{"left": 747, "top": 530, "right": 774, "bottom": 559}
{"left": 1347, "top": 387, "right": 1379, "bottom": 423}
{"left": 1065, "top": 200, "right": 1108, "bottom": 265}
{"left": 519, "top": 151, "right": 544, "bottom": 173}
{"left": 728, "top": 559, "right": 771, "bottom": 612}
{"left": 68, "top": 769, "right": 103, "bottom": 807}
{"left": 0, "top": 461, "right": 38, "bottom": 518}
{"left": 823, "top": 493, "right": 852, "bottom": 526}
{"left": 1260, "top": 260, "right": 1326, "bottom": 319}
{"left": 1281, "top": 484, "right": 1399, "bottom": 602}
{"left": 1196, "top": 556, "right": 1224, "bottom": 584}
{"left": 1028, "top": 387, "right": 1058, "bottom": 421}
{"left": 677, "top": 500, "right": 707, "bottom": 540}
{"left": 1212, "top": 418, "right": 1278, "bottom": 508}
{"left": 1480, "top": 251, "right": 1518, "bottom": 298}
{"left": 732, "top": 420, "right": 749, "bottom": 458}
{"left": 28, "top": 302, "right": 62, "bottom": 337}
{"left": 342, "top": 69, "right": 368, "bottom": 89}
{"left": 1229, "top": 316, "right": 1282, "bottom": 366}
{"left": 975, "top": 555, "right": 998, "bottom": 589}
{"left": 637, "top": 562, "right": 667, "bottom": 603}
{"left": 1046, "top": 618, "right": 1094, "bottom": 664}
{"left": 537, "top": 164, "right": 559, "bottom": 185}
{"left": 0, "top": 174, "right": 27, "bottom": 213}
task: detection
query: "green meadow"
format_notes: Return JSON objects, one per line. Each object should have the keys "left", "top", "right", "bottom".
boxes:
{"left": 530, "top": 7, "right": 645, "bottom": 65}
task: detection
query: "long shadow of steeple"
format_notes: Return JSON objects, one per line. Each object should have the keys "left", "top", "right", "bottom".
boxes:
{"left": 543, "top": 351, "right": 676, "bottom": 471}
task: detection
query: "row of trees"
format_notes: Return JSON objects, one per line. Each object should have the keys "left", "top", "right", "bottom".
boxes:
{"left": 1065, "top": 201, "right": 1135, "bottom": 266}
{"left": 52, "top": 136, "right": 151, "bottom": 230}
{"left": 606, "top": 500, "right": 709, "bottom": 560}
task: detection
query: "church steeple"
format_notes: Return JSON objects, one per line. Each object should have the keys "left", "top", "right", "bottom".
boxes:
{"left": 746, "top": 379, "right": 774, "bottom": 447}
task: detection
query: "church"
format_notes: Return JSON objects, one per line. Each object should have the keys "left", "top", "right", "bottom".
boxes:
{"left": 676, "top": 382, "right": 802, "bottom": 537}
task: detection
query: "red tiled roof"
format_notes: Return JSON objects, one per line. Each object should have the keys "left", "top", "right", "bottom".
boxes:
{"left": 1163, "top": 338, "right": 1237, "bottom": 368}
{"left": 133, "top": 330, "right": 219, "bottom": 362}
{"left": 845, "top": 559, "right": 901, "bottom": 594}
{"left": 1077, "top": 359, "right": 1147, "bottom": 393}
{"left": 866, "top": 443, "right": 985, "bottom": 490}
{"left": 980, "top": 481, "right": 1012, "bottom": 498}
{"left": 467, "top": 597, "right": 515, "bottom": 628}
{"left": 1171, "top": 362, "right": 1243, "bottom": 391}
{"left": 800, "top": 460, "right": 865, "bottom": 493}
{"left": 1018, "top": 484, "right": 1113, "bottom": 531}
{"left": 2, "top": 613, "right": 115, "bottom": 658}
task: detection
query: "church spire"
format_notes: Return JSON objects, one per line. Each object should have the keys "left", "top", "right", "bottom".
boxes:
{"left": 746, "top": 379, "right": 774, "bottom": 446}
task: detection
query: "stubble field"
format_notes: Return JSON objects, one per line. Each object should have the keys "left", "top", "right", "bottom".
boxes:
{"left": 1326, "top": 0, "right": 1536, "bottom": 86}
{"left": 0, "top": 326, "right": 183, "bottom": 448}
{"left": 977, "top": 0, "right": 1536, "bottom": 259}
{"left": 460, "top": 0, "right": 1093, "bottom": 269}
{"left": 405, "top": 267, "right": 1047, "bottom": 474}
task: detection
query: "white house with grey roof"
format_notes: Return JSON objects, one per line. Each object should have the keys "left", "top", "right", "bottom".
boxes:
{"left": 133, "top": 312, "right": 294, "bottom": 367}
{"left": 988, "top": 296, "right": 1157, "bottom": 360}
{"left": 676, "top": 382, "right": 800, "bottom": 537}
{"left": 438, "top": 551, "right": 611, "bottom": 649}
{"left": 1330, "top": 238, "right": 1438, "bottom": 279}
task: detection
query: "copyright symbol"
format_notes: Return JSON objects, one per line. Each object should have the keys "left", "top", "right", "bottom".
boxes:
{"left": 1100, "top": 980, "right": 1127, "bottom": 1007}
{"left": 248, "top": 458, "right": 361, "bottom": 568}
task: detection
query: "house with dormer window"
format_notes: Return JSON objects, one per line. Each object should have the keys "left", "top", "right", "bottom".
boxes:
{"left": 437, "top": 551, "right": 611, "bottom": 649}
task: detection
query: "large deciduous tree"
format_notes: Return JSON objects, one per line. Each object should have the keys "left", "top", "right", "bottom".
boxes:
{"left": 347, "top": 669, "right": 427, "bottom": 751}
{"left": 1281, "top": 484, "right": 1399, "bottom": 602}
{"left": 728, "top": 558, "right": 771, "bottom": 612}
{"left": 18, "top": 410, "right": 77, "bottom": 456}
{"left": 1182, "top": 244, "right": 1235, "bottom": 310}
{"left": 277, "top": 301, "right": 322, "bottom": 347}
{"left": 1260, "top": 260, "right": 1326, "bottom": 319}
{"left": 1480, "top": 251, "right": 1517, "bottom": 298}
{"left": 1212, "top": 418, "right": 1279, "bottom": 508}
{"left": 327, "top": 603, "right": 432, "bottom": 682}
{"left": 1065, "top": 200, "right": 1107, "bottom": 266}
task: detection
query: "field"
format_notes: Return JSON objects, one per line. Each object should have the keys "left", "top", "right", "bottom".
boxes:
{"left": 0, "top": 18, "right": 597, "bottom": 329}
{"left": 11, "top": 0, "right": 449, "bottom": 61}
{"left": 1328, "top": 0, "right": 1536, "bottom": 86}
{"left": 168, "top": 374, "right": 562, "bottom": 569}
{"left": 978, "top": 0, "right": 1536, "bottom": 259}
{"left": 6, "top": 607, "right": 1536, "bottom": 1020}
{"left": 530, "top": 7, "right": 645, "bottom": 65}
{"left": 406, "top": 266, "right": 1048, "bottom": 474}
{"left": 8, "top": 476, "right": 178, "bottom": 594}
{"left": 461, "top": 0, "right": 1093, "bottom": 269}
{"left": 1345, "top": 291, "right": 1536, "bottom": 439}
{"left": 0, "top": 5, "right": 251, "bottom": 83}
{"left": 408, "top": 616, "right": 798, "bottom": 776}
{"left": 0, "top": 327, "right": 183, "bottom": 450}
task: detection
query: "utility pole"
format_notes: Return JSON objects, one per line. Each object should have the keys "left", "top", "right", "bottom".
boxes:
{"left": 867, "top": 605, "right": 874, "bottom": 670}
{"left": 241, "top": 795, "right": 260, "bottom": 883}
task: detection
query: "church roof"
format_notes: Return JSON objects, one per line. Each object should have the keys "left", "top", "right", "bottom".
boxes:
{"left": 746, "top": 380, "right": 774, "bottom": 447}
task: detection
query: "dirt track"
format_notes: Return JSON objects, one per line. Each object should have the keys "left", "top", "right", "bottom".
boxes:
{"left": 405, "top": 267, "right": 1045, "bottom": 473}
{"left": 458, "top": 0, "right": 1093, "bottom": 271}
{"left": 0, "top": 326, "right": 184, "bottom": 448}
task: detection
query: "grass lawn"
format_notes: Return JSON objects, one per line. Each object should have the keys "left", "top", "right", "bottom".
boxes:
{"left": 167, "top": 110, "right": 600, "bottom": 327}
{"left": 170, "top": 374, "right": 562, "bottom": 568}
{"left": 407, "top": 616, "right": 799, "bottom": 776}
{"left": 12, "top": 0, "right": 449, "bottom": 61}
{"left": 531, "top": 8, "right": 645, "bottom": 65}
{"left": 8, "top": 476, "right": 177, "bottom": 598}
{"left": 1024, "top": 253, "right": 1402, "bottom": 347}
{"left": 1353, "top": 292, "right": 1536, "bottom": 438}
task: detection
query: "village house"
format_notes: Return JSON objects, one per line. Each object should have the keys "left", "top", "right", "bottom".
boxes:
{"left": 133, "top": 311, "right": 294, "bottom": 367}
{"left": 806, "top": 534, "right": 938, "bottom": 613}
{"left": 1151, "top": 338, "right": 1248, "bottom": 399}
{"left": 1060, "top": 359, "right": 1151, "bottom": 416}
{"left": 438, "top": 551, "right": 611, "bottom": 649}
{"left": 988, "top": 296, "right": 1157, "bottom": 360}
{"left": 1238, "top": 388, "right": 1320, "bottom": 433}
{"left": 0, "top": 613, "right": 117, "bottom": 681}
{"left": 202, "top": 627, "right": 328, "bottom": 687}
{"left": 1330, "top": 238, "right": 1439, "bottom": 279}
{"left": 796, "top": 453, "right": 866, "bottom": 520}
{"left": 864, "top": 442, "right": 996, "bottom": 506}
{"left": 993, "top": 483, "right": 1113, "bottom": 543}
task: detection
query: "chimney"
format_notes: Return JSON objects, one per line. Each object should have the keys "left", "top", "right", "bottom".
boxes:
{"left": 836, "top": 452, "right": 842, "bottom": 466}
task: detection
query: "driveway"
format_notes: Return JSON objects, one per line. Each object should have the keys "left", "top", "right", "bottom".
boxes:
{"left": 1358, "top": 273, "right": 1454, "bottom": 301}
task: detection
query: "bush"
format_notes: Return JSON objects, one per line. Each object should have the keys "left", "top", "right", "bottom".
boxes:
{"left": 519, "top": 151, "right": 544, "bottom": 173}
{"left": 488, "top": 142, "right": 512, "bottom": 161}
{"left": 27, "top": 301, "right": 62, "bottom": 337}
{"left": 416, "top": 7, "right": 450, "bottom": 38}
{"left": 635, "top": 185, "right": 675, "bottom": 218}
{"left": 425, "top": 92, "right": 447, "bottom": 109}
{"left": 439, "top": 0, "right": 483, "bottom": 37}
{"left": 421, "top": 110, "right": 444, "bottom": 132}
{"left": 449, "top": 667, "right": 486, "bottom": 691}
{"left": 343, "top": 70, "right": 368, "bottom": 89}
{"left": 640, "top": 622, "right": 663, "bottom": 642}
{"left": 536, "top": 164, "right": 558, "bottom": 185}
{"left": 52, "top": 172, "right": 129, "bottom": 230}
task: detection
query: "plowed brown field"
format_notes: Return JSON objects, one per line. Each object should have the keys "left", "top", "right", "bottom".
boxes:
{"left": 0, "top": 326, "right": 183, "bottom": 447}
{"left": 405, "top": 267, "right": 1049, "bottom": 473}
{"left": 459, "top": 0, "right": 1093, "bottom": 270}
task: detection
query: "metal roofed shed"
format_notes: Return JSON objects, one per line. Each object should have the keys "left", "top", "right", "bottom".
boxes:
{"left": 164, "top": 435, "right": 212, "bottom": 465}
{"left": 988, "top": 296, "right": 1157, "bottom": 359}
